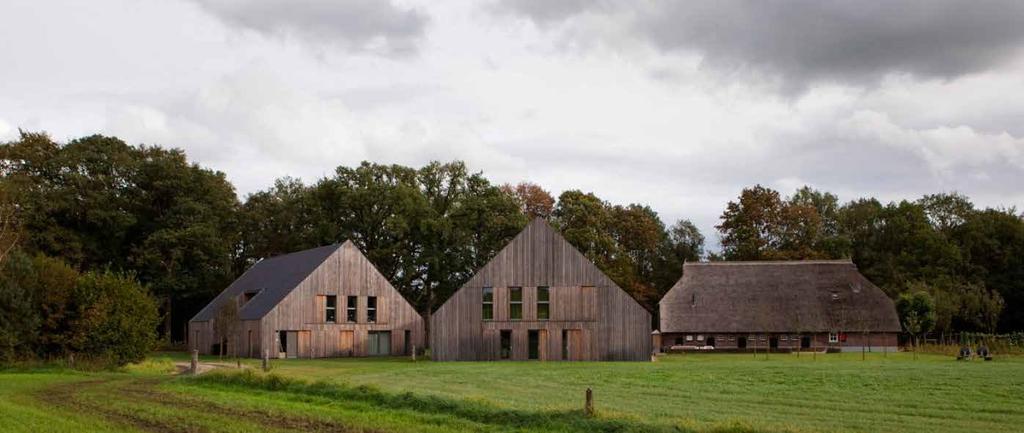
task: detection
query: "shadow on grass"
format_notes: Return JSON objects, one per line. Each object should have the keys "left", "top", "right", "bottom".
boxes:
{"left": 188, "top": 370, "right": 778, "bottom": 433}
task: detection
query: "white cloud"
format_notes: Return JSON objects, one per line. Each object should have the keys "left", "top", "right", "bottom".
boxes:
{"left": 0, "top": 0, "right": 1022, "bottom": 248}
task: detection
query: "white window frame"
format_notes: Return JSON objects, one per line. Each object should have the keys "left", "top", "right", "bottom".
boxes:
{"left": 686, "top": 335, "right": 694, "bottom": 341}
{"left": 829, "top": 332, "right": 839, "bottom": 343}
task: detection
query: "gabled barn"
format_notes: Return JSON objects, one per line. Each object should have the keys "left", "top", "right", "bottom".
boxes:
{"left": 658, "top": 260, "right": 901, "bottom": 352}
{"left": 431, "top": 218, "right": 652, "bottom": 361}
{"left": 188, "top": 241, "right": 424, "bottom": 358}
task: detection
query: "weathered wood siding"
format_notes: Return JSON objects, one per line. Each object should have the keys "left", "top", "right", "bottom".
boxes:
{"left": 190, "top": 242, "right": 424, "bottom": 358}
{"left": 259, "top": 242, "right": 424, "bottom": 358}
{"left": 431, "top": 218, "right": 652, "bottom": 361}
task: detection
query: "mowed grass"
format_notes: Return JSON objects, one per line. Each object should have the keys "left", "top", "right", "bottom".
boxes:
{"left": 2, "top": 352, "right": 1022, "bottom": 433}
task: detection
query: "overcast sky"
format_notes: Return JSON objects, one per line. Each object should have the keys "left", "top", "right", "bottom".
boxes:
{"left": 2, "top": 0, "right": 1023, "bottom": 247}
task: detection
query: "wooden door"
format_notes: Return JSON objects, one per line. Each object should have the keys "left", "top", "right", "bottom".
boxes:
{"left": 340, "top": 330, "right": 354, "bottom": 357}
{"left": 538, "top": 329, "right": 549, "bottom": 361}
{"left": 298, "top": 331, "right": 311, "bottom": 358}
{"left": 563, "top": 329, "right": 583, "bottom": 361}
{"left": 285, "top": 331, "right": 298, "bottom": 358}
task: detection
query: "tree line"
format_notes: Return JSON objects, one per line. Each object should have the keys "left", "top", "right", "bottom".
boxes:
{"left": 1, "top": 132, "right": 1022, "bottom": 364}
{"left": 716, "top": 185, "right": 1022, "bottom": 334}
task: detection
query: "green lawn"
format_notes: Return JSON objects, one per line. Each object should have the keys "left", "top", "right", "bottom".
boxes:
{"left": 2, "top": 352, "right": 1022, "bottom": 433}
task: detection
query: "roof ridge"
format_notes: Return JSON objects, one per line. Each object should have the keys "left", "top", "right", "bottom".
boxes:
{"left": 686, "top": 260, "right": 854, "bottom": 266}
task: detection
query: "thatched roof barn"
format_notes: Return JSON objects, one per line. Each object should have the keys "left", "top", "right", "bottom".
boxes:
{"left": 658, "top": 260, "right": 901, "bottom": 352}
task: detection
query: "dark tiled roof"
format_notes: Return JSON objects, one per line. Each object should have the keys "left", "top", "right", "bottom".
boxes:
{"left": 659, "top": 260, "right": 902, "bottom": 333}
{"left": 190, "top": 243, "right": 342, "bottom": 322}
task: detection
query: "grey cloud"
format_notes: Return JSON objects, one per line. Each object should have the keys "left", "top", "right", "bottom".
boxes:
{"left": 494, "top": 1, "right": 1024, "bottom": 91}
{"left": 192, "top": 0, "right": 428, "bottom": 55}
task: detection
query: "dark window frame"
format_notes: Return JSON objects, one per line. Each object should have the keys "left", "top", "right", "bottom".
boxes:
{"left": 367, "top": 296, "right": 378, "bottom": 323}
{"left": 347, "top": 296, "right": 357, "bottom": 323}
{"left": 325, "top": 295, "right": 337, "bottom": 323}
{"left": 536, "top": 286, "right": 549, "bottom": 320}
{"left": 482, "top": 287, "right": 494, "bottom": 321}
{"left": 509, "top": 287, "right": 523, "bottom": 320}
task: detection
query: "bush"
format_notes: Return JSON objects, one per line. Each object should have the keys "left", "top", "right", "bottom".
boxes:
{"left": 72, "top": 270, "right": 160, "bottom": 365}
{"left": 0, "top": 252, "right": 40, "bottom": 362}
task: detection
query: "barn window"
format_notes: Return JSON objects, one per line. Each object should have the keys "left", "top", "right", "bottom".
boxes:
{"left": 536, "top": 287, "right": 549, "bottom": 320}
{"left": 482, "top": 287, "right": 494, "bottom": 320}
{"left": 367, "top": 296, "right": 378, "bottom": 323}
{"left": 325, "top": 295, "right": 337, "bottom": 323}
{"left": 697, "top": 335, "right": 704, "bottom": 341}
{"left": 243, "top": 291, "right": 259, "bottom": 304}
{"left": 509, "top": 287, "right": 523, "bottom": 320}
{"left": 347, "top": 296, "right": 357, "bottom": 323}
{"left": 828, "top": 332, "right": 839, "bottom": 343}
{"left": 686, "top": 335, "right": 694, "bottom": 341}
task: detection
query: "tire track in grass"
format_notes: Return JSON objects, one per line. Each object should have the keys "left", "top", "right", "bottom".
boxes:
{"left": 34, "top": 377, "right": 372, "bottom": 433}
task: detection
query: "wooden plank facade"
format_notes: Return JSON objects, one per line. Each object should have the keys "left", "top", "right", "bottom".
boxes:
{"left": 431, "top": 218, "right": 652, "bottom": 361}
{"left": 188, "top": 241, "right": 424, "bottom": 358}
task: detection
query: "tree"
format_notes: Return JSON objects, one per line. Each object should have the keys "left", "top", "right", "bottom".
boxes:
{"left": 553, "top": 191, "right": 691, "bottom": 311}
{"left": 896, "top": 291, "right": 936, "bottom": 354}
{"left": 717, "top": 185, "right": 784, "bottom": 260}
{"left": 667, "top": 219, "right": 705, "bottom": 263}
{"left": 71, "top": 270, "right": 160, "bottom": 365}
{"left": 919, "top": 193, "right": 974, "bottom": 234}
{"left": 501, "top": 182, "right": 555, "bottom": 220}
{"left": 0, "top": 132, "right": 239, "bottom": 342}
{"left": 954, "top": 208, "right": 1024, "bottom": 331}
{"left": 0, "top": 181, "right": 19, "bottom": 266}
{"left": 0, "top": 252, "right": 39, "bottom": 361}
{"left": 27, "top": 255, "right": 80, "bottom": 357}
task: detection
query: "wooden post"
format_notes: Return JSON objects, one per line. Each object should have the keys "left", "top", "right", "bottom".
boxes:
{"left": 262, "top": 349, "right": 269, "bottom": 372}
{"left": 411, "top": 345, "right": 417, "bottom": 362}
{"left": 236, "top": 358, "right": 241, "bottom": 369}
{"left": 584, "top": 388, "right": 594, "bottom": 417}
{"left": 191, "top": 349, "right": 199, "bottom": 375}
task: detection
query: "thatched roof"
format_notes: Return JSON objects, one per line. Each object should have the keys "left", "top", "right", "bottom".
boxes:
{"left": 659, "top": 260, "right": 901, "bottom": 333}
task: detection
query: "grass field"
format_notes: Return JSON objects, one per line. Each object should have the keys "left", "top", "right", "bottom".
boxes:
{"left": 2, "top": 352, "right": 1022, "bottom": 433}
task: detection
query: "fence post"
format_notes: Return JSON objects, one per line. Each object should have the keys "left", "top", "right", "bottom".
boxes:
{"left": 584, "top": 388, "right": 594, "bottom": 417}
{"left": 412, "top": 345, "right": 417, "bottom": 362}
{"left": 262, "top": 349, "right": 269, "bottom": 372}
{"left": 191, "top": 349, "right": 199, "bottom": 375}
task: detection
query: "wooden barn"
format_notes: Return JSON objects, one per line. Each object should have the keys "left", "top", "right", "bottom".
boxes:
{"left": 658, "top": 260, "right": 901, "bottom": 353}
{"left": 188, "top": 241, "right": 424, "bottom": 359}
{"left": 431, "top": 218, "right": 652, "bottom": 361}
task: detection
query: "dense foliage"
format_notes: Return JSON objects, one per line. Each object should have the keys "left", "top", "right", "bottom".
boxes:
{"left": 0, "top": 251, "right": 159, "bottom": 365}
{"left": 716, "top": 185, "right": 1024, "bottom": 332}
{"left": 3, "top": 131, "right": 1022, "bottom": 349}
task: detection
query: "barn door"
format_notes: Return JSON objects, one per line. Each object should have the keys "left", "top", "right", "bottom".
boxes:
{"left": 340, "top": 330, "right": 354, "bottom": 357}
{"left": 538, "top": 329, "right": 549, "bottom": 361}
{"left": 563, "top": 329, "right": 583, "bottom": 361}
{"left": 368, "top": 331, "right": 391, "bottom": 356}
{"left": 298, "top": 331, "right": 311, "bottom": 358}
{"left": 285, "top": 331, "right": 298, "bottom": 358}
